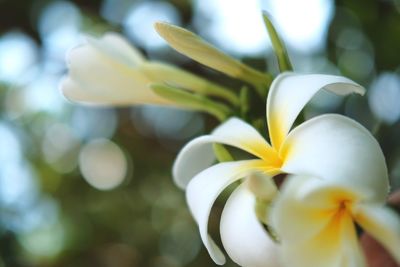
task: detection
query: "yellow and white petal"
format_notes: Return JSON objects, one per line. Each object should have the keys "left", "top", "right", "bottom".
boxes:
{"left": 278, "top": 214, "right": 366, "bottom": 267}
{"left": 272, "top": 175, "right": 367, "bottom": 241}
{"left": 280, "top": 114, "right": 388, "bottom": 202}
{"left": 270, "top": 176, "right": 335, "bottom": 244}
{"left": 220, "top": 184, "right": 281, "bottom": 267}
{"left": 186, "top": 160, "right": 269, "bottom": 265}
{"left": 340, "top": 213, "right": 368, "bottom": 267}
{"left": 267, "top": 73, "right": 364, "bottom": 149}
{"left": 354, "top": 203, "right": 400, "bottom": 263}
{"left": 294, "top": 176, "right": 371, "bottom": 210}
{"left": 63, "top": 39, "right": 169, "bottom": 105}
{"left": 272, "top": 176, "right": 367, "bottom": 267}
{"left": 173, "top": 118, "right": 280, "bottom": 189}
{"left": 212, "top": 118, "right": 278, "bottom": 161}
{"left": 85, "top": 32, "right": 145, "bottom": 66}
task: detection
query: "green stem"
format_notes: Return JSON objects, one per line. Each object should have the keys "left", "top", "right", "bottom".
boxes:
{"left": 205, "top": 82, "right": 240, "bottom": 106}
{"left": 141, "top": 62, "right": 240, "bottom": 106}
{"left": 151, "top": 83, "right": 231, "bottom": 121}
{"left": 240, "top": 66, "right": 272, "bottom": 98}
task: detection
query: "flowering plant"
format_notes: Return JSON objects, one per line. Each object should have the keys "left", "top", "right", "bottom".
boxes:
{"left": 61, "top": 11, "right": 400, "bottom": 267}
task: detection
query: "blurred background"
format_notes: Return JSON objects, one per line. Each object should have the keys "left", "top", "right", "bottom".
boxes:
{"left": 1, "top": 0, "right": 400, "bottom": 266}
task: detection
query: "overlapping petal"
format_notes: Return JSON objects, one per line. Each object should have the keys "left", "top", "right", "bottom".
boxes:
{"left": 186, "top": 160, "right": 275, "bottom": 265}
{"left": 280, "top": 114, "right": 389, "bottom": 202}
{"left": 271, "top": 176, "right": 368, "bottom": 267}
{"left": 272, "top": 175, "right": 400, "bottom": 267}
{"left": 267, "top": 73, "right": 364, "bottom": 149}
{"left": 354, "top": 204, "right": 400, "bottom": 263}
{"left": 173, "top": 117, "right": 280, "bottom": 189}
{"left": 85, "top": 32, "right": 145, "bottom": 66}
{"left": 269, "top": 176, "right": 335, "bottom": 244}
{"left": 172, "top": 72, "right": 392, "bottom": 267}
{"left": 220, "top": 184, "right": 281, "bottom": 267}
{"left": 62, "top": 32, "right": 237, "bottom": 107}
{"left": 60, "top": 77, "right": 114, "bottom": 105}
{"left": 62, "top": 34, "right": 168, "bottom": 105}
{"left": 279, "top": 211, "right": 366, "bottom": 267}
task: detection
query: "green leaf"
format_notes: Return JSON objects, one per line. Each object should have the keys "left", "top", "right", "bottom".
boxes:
{"left": 213, "top": 143, "right": 234, "bottom": 162}
{"left": 262, "top": 11, "right": 293, "bottom": 72}
{"left": 239, "top": 86, "right": 250, "bottom": 118}
{"left": 150, "top": 83, "right": 231, "bottom": 121}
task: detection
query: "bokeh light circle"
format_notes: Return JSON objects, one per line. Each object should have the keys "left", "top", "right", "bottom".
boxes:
{"left": 368, "top": 72, "right": 400, "bottom": 124}
{"left": 79, "top": 139, "right": 128, "bottom": 190}
{"left": 123, "top": 1, "right": 181, "bottom": 50}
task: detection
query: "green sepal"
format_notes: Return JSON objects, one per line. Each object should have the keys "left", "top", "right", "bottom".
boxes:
{"left": 213, "top": 143, "right": 234, "bottom": 162}
{"left": 255, "top": 198, "right": 280, "bottom": 242}
{"left": 262, "top": 11, "right": 293, "bottom": 72}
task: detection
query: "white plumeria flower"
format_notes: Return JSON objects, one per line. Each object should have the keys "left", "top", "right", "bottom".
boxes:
{"left": 60, "top": 32, "right": 238, "bottom": 106}
{"left": 173, "top": 72, "right": 390, "bottom": 266}
{"left": 271, "top": 175, "right": 400, "bottom": 267}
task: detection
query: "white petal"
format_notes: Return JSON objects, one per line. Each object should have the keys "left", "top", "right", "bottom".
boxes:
{"left": 60, "top": 77, "right": 135, "bottom": 106}
{"left": 173, "top": 118, "right": 279, "bottom": 189}
{"left": 220, "top": 184, "right": 281, "bottom": 267}
{"left": 63, "top": 35, "right": 169, "bottom": 105}
{"left": 280, "top": 114, "right": 388, "bottom": 202}
{"left": 341, "top": 221, "right": 368, "bottom": 267}
{"left": 267, "top": 72, "right": 364, "bottom": 149}
{"left": 86, "top": 32, "right": 145, "bottom": 66}
{"left": 60, "top": 77, "right": 106, "bottom": 104}
{"left": 354, "top": 204, "right": 400, "bottom": 263}
{"left": 173, "top": 136, "right": 216, "bottom": 189}
{"left": 186, "top": 160, "right": 268, "bottom": 265}
{"left": 172, "top": 135, "right": 215, "bottom": 189}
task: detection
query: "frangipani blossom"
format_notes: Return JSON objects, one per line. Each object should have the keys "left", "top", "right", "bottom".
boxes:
{"left": 271, "top": 175, "right": 400, "bottom": 267}
{"left": 60, "top": 32, "right": 238, "bottom": 106}
{"left": 173, "top": 73, "right": 389, "bottom": 266}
